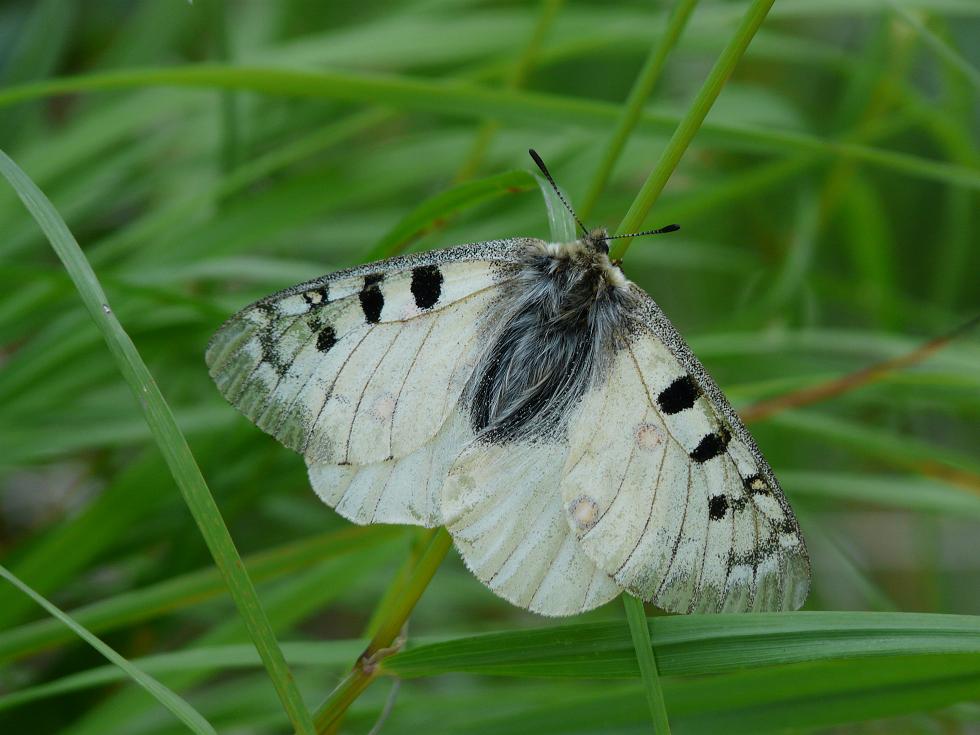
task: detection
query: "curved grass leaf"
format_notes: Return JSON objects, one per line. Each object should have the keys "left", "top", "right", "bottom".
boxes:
{"left": 0, "top": 66, "right": 977, "bottom": 191}
{"left": 366, "top": 169, "right": 536, "bottom": 259}
{"left": 385, "top": 612, "right": 980, "bottom": 678}
{"left": 348, "top": 656, "right": 980, "bottom": 734}
{"left": 0, "top": 565, "right": 216, "bottom": 735}
{"left": 0, "top": 149, "right": 316, "bottom": 735}
{"left": 0, "top": 525, "right": 400, "bottom": 664}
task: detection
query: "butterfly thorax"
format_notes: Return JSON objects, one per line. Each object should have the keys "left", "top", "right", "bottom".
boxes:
{"left": 466, "top": 240, "right": 635, "bottom": 443}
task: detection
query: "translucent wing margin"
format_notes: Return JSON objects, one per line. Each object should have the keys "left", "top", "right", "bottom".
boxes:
{"left": 560, "top": 289, "right": 810, "bottom": 613}
{"left": 206, "top": 239, "right": 531, "bottom": 466}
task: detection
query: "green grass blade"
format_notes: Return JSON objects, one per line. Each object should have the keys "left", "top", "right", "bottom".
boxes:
{"left": 0, "top": 564, "right": 216, "bottom": 735}
{"left": 365, "top": 169, "right": 535, "bottom": 259}
{"left": 612, "top": 0, "right": 776, "bottom": 258}
{"left": 0, "top": 641, "right": 364, "bottom": 715}
{"left": 0, "top": 149, "right": 316, "bottom": 735}
{"left": 0, "top": 66, "right": 976, "bottom": 191}
{"left": 386, "top": 612, "right": 980, "bottom": 679}
{"left": 579, "top": 0, "right": 701, "bottom": 219}
{"left": 623, "top": 594, "right": 671, "bottom": 733}
{"left": 891, "top": 3, "right": 980, "bottom": 92}
{"left": 0, "top": 525, "right": 398, "bottom": 664}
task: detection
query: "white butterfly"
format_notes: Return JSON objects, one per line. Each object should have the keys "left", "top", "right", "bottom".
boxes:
{"left": 206, "top": 153, "right": 809, "bottom": 616}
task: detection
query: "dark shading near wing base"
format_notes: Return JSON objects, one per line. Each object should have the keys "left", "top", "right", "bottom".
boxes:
{"left": 466, "top": 246, "right": 634, "bottom": 442}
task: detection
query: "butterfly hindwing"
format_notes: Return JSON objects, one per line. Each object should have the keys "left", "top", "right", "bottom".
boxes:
{"left": 307, "top": 407, "right": 472, "bottom": 527}
{"left": 442, "top": 439, "right": 622, "bottom": 616}
{"left": 206, "top": 240, "right": 530, "bottom": 466}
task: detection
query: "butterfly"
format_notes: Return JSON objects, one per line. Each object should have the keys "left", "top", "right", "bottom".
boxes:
{"left": 206, "top": 150, "right": 809, "bottom": 616}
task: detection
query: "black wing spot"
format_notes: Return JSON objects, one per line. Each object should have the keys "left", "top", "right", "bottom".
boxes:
{"left": 657, "top": 374, "right": 700, "bottom": 414}
{"left": 359, "top": 273, "right": 385, "bottom": 324}
{"left": 316, "top": 325, "right": 337, "bottom": 352}
{"left": 690, "top": 427, "right": 731, "bottom": 463}
{"left": 258, "top": 329, "right": 287, "bottom": 375}
{"left": 302, "top": 285, "right": 329, "bottom": 308}
{"left": 709, "top": 494, "right": 729, "bottom": 520}
{"left": 744, "top": 474, "right": 770, "bottom": 496}
{"left": 411, "top": 265, "right": 443, "bottom": 309}
{"left": 776, "top": 518, "right": 798, "bottom": 535}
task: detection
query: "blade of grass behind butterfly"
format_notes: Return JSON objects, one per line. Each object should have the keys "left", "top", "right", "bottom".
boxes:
{"left": 0, "top": 150, "right": 316, "bottom": 735}
{"left": 3, "top": 67, "right": 980, "bottom": 192}
{"left": 359, "top": 657, "right": 980, "bottom": 735}
{"left": 63, "top": 541, "right": 400, "bottom": 735}
{"left": 890, "top": 3, "right": 980, "bottom": 92}
{"left": 454, "top": 0, "right": 565, "bottom": 182}
{"left": 0, "top": 525, "right": 398, "bottom": 665}
{"left": 364, "top": 170, "right": 536, "bottom": 259}
{"left": 610, "top": 0, "right": 777, "bottom": 259}
{"left": 0, "top": 641, "right": 364, "bottom": 716}
{"left": 578, "top": 0, "right": 701, "bottom": 220}
{"left": 763, "top": 410, "right": 980, "bottom": 493}
{"left": 0, "top": 565, "right": 216, "bottom": 735}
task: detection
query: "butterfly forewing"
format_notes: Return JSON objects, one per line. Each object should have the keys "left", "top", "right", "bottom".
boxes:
{"left": 557, "top": 296, "right": 810, "bottom": 613}
{"left": 206, "top": 240, "right": 529, "bottom": 466}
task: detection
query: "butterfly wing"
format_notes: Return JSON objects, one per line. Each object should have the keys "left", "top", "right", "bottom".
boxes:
{"left": 206, "top": 240, "right": 531, "bottom": 469}
{"left": 559, "top": 288, "right": 810, "bottom": 613}
{"left": 443, "top": 438, "right": 622, "bottom": 616}
{"left": 308, "top": 407, "right": 473, "bottom": 527}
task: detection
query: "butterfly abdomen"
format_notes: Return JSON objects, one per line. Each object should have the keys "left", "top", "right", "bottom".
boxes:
{"left": 467, "top": 245, "right": 634, "bottom": 442}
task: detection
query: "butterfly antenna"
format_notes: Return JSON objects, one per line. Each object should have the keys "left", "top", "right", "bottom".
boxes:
{"left": 603, "top": 224, "right": 681, "bottom": 240}
{"left": 528, "top": 149, "right": 589, "bottom": 238}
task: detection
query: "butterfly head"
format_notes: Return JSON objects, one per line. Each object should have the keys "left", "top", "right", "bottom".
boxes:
{"left": 584, "top": 227, "right": 611, "bottom": 255}
{"left": 528, "top": 149, "right": 679, "bottom": 263}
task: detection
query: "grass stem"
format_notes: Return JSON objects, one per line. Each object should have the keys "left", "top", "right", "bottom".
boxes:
{"left": 0, "top": 150, "right": 316, "bottom": 735}
{"left": 610, "top": 0, "right": 777, "bottom": 259}
{"left": 312, "top": 528, "right": 453, "bottom": 734}
{"left": 623, "top": 594, "right": 671, "bottom": 734}
{"left": 579, "top": 0, "right": 701, "bottom": 221}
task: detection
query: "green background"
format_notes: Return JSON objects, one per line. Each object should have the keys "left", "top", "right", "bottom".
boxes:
{"left": 0, "top": 0, "right": 978, "bottom": 733}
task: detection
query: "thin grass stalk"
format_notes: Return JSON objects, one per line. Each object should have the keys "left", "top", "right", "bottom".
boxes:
{"left": 0, "top": 565, "right": 217, "bottom": 735}
{"left": 0, "top": 150, "right": 316, "bottom": 735}
{"left": 200, "top": 0, "right": 241, "bottom": 170}
{"left": 623, "top": 594, "right": 672, "bottom": 733}
{"left": 312, "top": 529, "right": 453, "bottom": 734}
{"left": 1, "top": 67, "right": 977, "bottom": 191}
{"left": 610, "top": 0, "right": 777, "bottom": 259}
{"left": 579, "top": 0, "right": 701, "bottom": 220}
{"left": 455, "top": 0, "right": 565, "bottom": 181}
{"left": 889, "top": 3, "right": 980, "bottom": 93}
{"left": 605, "top": 0, "right": 778, "bottom": 727}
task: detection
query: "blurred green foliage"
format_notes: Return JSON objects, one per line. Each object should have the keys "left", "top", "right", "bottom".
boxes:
{"left": 0, "top": 1, "right": 978, "bottom": 733}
